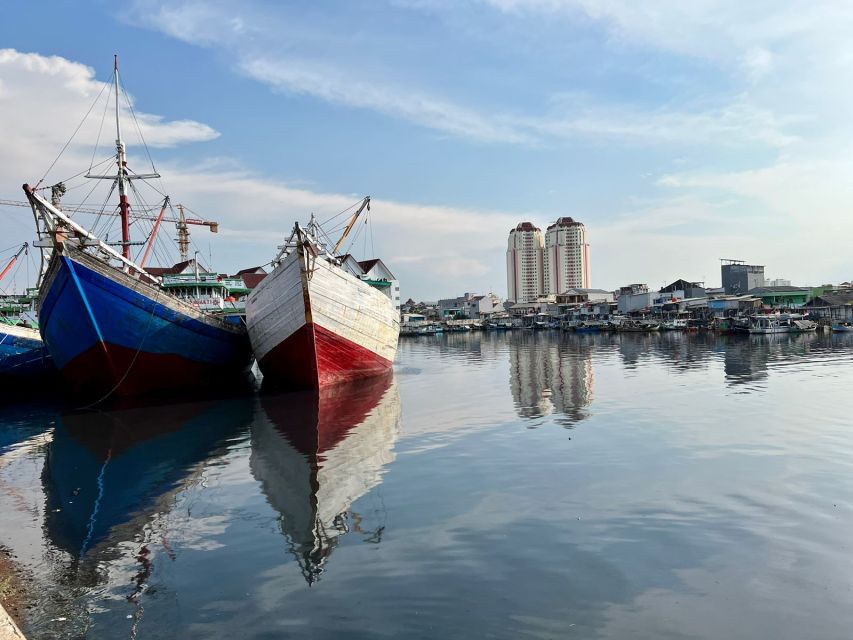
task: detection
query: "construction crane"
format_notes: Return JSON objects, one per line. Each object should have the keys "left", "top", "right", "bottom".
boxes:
{"left": 0, "top": 243, "right": 27, "bottom": 283}
{"left": 0, "top": 197, "right": 218, "bottom": 263}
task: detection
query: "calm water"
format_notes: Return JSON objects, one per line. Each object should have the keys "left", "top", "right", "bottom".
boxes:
{"left": 2, "top": 331, "right": 853, "bottom": 639}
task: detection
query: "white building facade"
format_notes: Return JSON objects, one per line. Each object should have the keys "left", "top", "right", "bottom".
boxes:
{"left": 543, "top": 217, "right": 590, "bottom": 295}
{"left": 506, "top": 222, "right": 545, "bottom": 303}
{"left": 358, "top": 259, "right": 400, "bottom": 315}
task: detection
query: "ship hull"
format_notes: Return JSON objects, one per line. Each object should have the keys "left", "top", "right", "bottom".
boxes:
{"left": 0, "top": 323, "right": 55, "bottom": 380}
{"left": 247, "top": 246, "right": 399, "bottom": 389}
{"left": 37, "top": 245, "right": 252, "bottom": 400}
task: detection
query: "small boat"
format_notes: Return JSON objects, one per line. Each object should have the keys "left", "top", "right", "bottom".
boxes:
{"left": 619, "top": 320, "right": 660, "bottom": 332}
{"left": 0, "top": 320, "right": 54, "bottom": 381}
{"left": 573, "top": 321, "right": 602, "bottom": 333}
{"left": 533, "top": 313, "right": 551, "bottom": 330}
{"left": 831, "top": 322, "right": 853, "bottom": 333}
{"left": 246, "top": 202, "right": 400, "bottom": 389}
{"left": 660, "top": 318, "right": 687, "bottom": 331}
{"left": 489, "top": 318, "right": 514, "bottom": 330}
{"left": 748, "top": 314, "right": 815, "bottom": 334}
{"left": 789, "top": 319, "right": 818, "bottom": 333}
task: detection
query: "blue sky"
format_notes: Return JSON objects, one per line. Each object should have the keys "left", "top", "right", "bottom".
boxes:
{"left": 1, "top": 1, "right": 851, "bottom": 299}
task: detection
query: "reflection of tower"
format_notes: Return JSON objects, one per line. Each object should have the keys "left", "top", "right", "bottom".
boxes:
{"left": 251, "top": 373, "right": 401, "bottom": 584}
{"left": 507, "top": 333, "right": 594, "bottom": 427}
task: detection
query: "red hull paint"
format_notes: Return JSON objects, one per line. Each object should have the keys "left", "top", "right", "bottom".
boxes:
{"left": 61, "top": 341, "right": 245, "bottom": 400}
{"left": 258, "top": 323, "right": 393, "bottom": 390}
{"left": 261, "top": 372, "right": 394, "bottom": 454}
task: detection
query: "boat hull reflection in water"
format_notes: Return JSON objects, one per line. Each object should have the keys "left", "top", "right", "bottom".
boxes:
{"left": 251, "top": 372, "right": 401, "bottom": 584}
{"left": 44, "top": 397, "right": 253, "bottom": 560}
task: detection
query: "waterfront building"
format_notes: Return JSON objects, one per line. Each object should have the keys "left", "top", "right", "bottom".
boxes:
{"left": 437, "top": 292, "right": 503, "bottom": 319}
{"left": 803, "top": 290, "right": 853, "bottom": 322}
{"left": 233, "top": 265, "right": 268, "bottom": 290}
{"left": 555, "top": 288, "right": 614, "bottom": 305}
{"left": 358, "top": 259, "right": 401, "bottom": 314}
{"left": 617, "top": 284, "right": 655, "bottom": 314}
{"left": 543, "top": 217, "right": 591, "bottom": 294}
{"left": 659, "top": 279, "right": 706, "bottom": 300}
{"left": 619, "top": 283, "right": 649, "bottom": 295}
{"left": 506, "top": 222, "right": 545, "bottom": 303}
{"left": 721, "top": 260, "right": 765, "bottom": 294}
{"left": 746, "top": 285, "right": 811, "bottom": 308}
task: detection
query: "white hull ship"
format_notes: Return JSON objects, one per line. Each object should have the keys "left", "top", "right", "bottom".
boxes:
{"left": 246, "top": 199, "right": 399, "bottom": 389}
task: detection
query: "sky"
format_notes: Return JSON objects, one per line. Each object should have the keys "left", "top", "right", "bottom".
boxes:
{"left": 0, "top": 0, "right": 852, "bottom": 300}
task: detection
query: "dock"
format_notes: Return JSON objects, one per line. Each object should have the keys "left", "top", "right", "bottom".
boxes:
{"left": 0, "top": 603, "right": 25, "bottom": 640}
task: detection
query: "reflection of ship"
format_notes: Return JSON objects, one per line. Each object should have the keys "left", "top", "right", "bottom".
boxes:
{"left": 508, "top": 332, "right": 594, "bottom": 426}
{"left": 42, "top": 397, "right": 253, "bottom": 559}
{"left": 251, "top": 373, "right": 401, "bottom": 584}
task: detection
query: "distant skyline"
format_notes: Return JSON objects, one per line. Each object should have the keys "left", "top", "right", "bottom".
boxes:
{"left": 1, "top": 1, "right": 852, "bottom": 300}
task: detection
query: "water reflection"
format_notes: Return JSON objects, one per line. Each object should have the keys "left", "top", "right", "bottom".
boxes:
{"left": 42, "top": 398, "right": 252, "bottom": 562}
{"left": 251, "top": 373, "right": 401, "bottom": 584}
{"left": 1, "top": 332, "right": 853, "bottom": 639}
{"left": 508, "top": 332, "right": 594, "bottom": 427}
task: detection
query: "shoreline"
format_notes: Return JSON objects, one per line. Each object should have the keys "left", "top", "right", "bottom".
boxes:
{"left": 0, "top": 548, "right": 27, "bottom": 639}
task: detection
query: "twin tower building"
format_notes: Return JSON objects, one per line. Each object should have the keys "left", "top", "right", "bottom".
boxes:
{"left": 506, "top": 218, "right": 591, "bottom": 303}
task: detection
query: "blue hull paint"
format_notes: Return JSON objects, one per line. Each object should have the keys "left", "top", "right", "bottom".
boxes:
{"left": 0, "top": 327, "right": 55, "bottom": 380}
{"left": 44, "top": 397, "right": 253, "bottom": 557}
{"left": 38, "top": 252, "right": 251, "bottom": 397}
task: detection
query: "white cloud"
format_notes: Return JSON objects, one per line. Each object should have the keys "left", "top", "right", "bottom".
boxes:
{"left": 239, "top": 57, "right": 532, "bottom": 145}
{"left": 127, "top": 1, "right": 797, "bottom": 150}
{"left": 741, "top": 47, "right": 773, "bottom": 81}
{"left": 0, "top": 49, "right": 219, "bottom": 156}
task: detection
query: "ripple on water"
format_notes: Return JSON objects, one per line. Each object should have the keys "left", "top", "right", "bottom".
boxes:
{"left": 0, "top": 331, "right": 851, "bottom": 639}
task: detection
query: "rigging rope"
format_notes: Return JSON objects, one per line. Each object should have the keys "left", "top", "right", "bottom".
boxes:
{"left": 89, "top": 77, "right": 114, "bottom": 174}
{"left": 37, "top": 79, "right": 110, "bottom": 188}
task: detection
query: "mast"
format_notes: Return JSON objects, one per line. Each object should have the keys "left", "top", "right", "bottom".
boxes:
{"left": 114, "top": 55, "right": 131, "bottom": 260}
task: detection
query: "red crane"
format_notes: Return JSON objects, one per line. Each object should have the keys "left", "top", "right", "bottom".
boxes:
{"left": 0, "top": 243, "right": 27, "bottom": 283}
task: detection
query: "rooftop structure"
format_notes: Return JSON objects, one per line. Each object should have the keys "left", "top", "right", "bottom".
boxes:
{"left": 721, "top": 260, "right": 765, "bottom": 294}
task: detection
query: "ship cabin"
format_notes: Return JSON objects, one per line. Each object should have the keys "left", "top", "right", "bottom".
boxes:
{"left": 160, "top": 272, "right": 250, "bottom": 313}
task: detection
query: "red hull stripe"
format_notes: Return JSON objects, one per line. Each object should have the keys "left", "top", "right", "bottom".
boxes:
{"left": 62, "top": 341, "right": 245, "bottom": 399}
{"left": 258, "top": 323, "right": 393, "bottom": 389}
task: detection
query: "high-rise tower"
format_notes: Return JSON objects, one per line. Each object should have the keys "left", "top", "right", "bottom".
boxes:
{"left": 543, "top": 217, "right": 590, "bottom": 294}
{"left": 506, "top": 222, "right": 545, "bottom": 303}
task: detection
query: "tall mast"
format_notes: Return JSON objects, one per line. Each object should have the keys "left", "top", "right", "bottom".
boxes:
{"left": 114, "top": 54, "right": 131, "bottom": 259}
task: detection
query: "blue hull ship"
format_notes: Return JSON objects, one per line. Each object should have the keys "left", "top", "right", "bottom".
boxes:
{"left": 0, "top": 321, "right": 54, "bottom": 381}
{"left": 22, "top": 57, "right": 251, "bottom": 401}
{"left": 37, "top": 245, "right": 251, "bottom": 400}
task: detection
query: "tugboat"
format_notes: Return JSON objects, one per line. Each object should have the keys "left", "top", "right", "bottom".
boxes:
{"left": 246, "top": 200, "right": 400, "bottom": 389}
{"left": 24, "top": 57, "right": 251, "bottom": 401}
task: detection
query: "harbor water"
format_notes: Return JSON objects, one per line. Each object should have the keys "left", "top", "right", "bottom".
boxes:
{"left": 1, "top": 330, "right": 853, "bottom": 639}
